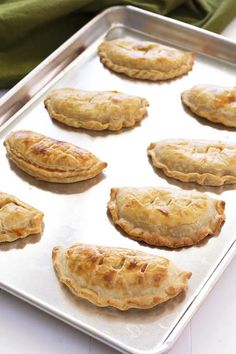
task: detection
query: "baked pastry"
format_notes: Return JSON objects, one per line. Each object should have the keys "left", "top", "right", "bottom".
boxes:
{"left": 52, "top": 243, "right": 191, "bottom": 310}
{"left": 108, "top": 187, "right": 225, "bottom": 248}
{"left": 181, "top": 85, "right": 236, "bottom": 128}
{"left": 44, "top": 89, "right": 148, "bottom": 131}
{"left": 98, "top": 38, "right": 195, "bottom": 81}
{"left": 0, "top": 192, "right": 43, "bottom": 242}
{"left": 4, "top": 130, "right": 107, "bottom": 183}
{"left": 147, "top": 139, "right": 236, "bottom": 186}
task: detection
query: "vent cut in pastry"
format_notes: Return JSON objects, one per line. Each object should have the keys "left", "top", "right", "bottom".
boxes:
{"left": 147, "top": 139, "right": 236, "bottom": 186}
{"left": 107, "top": 187, "right": 225, "bottom": 248}
{"left": 4, "top": 130, "right": 107, "bottom": 183}
{"left": 98, "top": 38, "right": 195, "bottom": 81}
{"left": 0, "top": 192, "right": 43, "bottom": 242}
{"left": 181, "top": 85, "right": 236, "bottom": 128}
{"left": 52, "top": 243, "right": 191, "bottom": 310}
{"left": 44, "top": 88, "right": 149, "bottom": 131}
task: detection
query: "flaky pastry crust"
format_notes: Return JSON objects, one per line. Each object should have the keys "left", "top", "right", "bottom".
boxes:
{"left": 98, "top": 39, "right": 195, "bottom": 81}
{"left": 4, "top": 130, "right": 107, "bottom": 183}
{"left": 44, "top": 89, "right": 149, "bottom": 131}
{"left": 147, "top": 139, "right": 236, "bottom": 186}
{"left": 52, "top": 243, "right": 191, "bottom": 310}
{"left": 108, "top": 187, "right": 225, "bottom": 248}
{"left": 181, "top": 85, "right": 236, "bottom": 128}
{"left": 0, "top": 192, "right": 43, "bottom": 242}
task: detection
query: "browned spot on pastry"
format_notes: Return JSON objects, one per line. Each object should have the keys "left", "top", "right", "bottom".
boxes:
{"left": 98, "top": 257, "right": 104, "bottom": 265}
{"left": 140, "top": 263, "right": 148, "bottom": 272}
{"left": 136, "top": 274, "right": 145, "bottom": 285}
{"left": 215, "top": 94, "right": 236, "bottom": 108}
{"left": 103, "top": 271, "right": 116, "bottom": 283}
{"left": 166, "top": 286, "right": 177, "bottom": 296}
{"left": 127, "top": 259, "right": 138, "bottom": 270}
{"left": 33, "top": 144, "right": 47, "bottom": 155}
{"left": 90, "top": 254, "right": 100, "bottom": 264}
{"left": 12, "top": 228, "right": 25, "bottom": 236}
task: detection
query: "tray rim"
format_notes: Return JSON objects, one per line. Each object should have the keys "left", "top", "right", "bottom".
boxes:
{"left": 0, "top": 5, "right": 236, "bottom": 354}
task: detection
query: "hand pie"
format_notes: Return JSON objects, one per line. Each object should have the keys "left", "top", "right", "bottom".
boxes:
{"left": 107, "top": 187, "right": 225, "bottom": 248}
{"left": 98, "top": 39, "right": 195, "bottom": 81}
{"left": 147, "top": 139, "right": 236, "bottom": 186}
{"left": 0, "top": 192, "right": 43, "bottom": 242}
{"left": 4, "top": 130, "right": 107, "bottom": 183}
{"left": 181, "top": 85, "right": 236, "bottom": 128}
{"left": 44, "top": 88, "right": 148, "bottom": 131}
{"left": 52, "top": 243, "right": 191, "bottom": 310}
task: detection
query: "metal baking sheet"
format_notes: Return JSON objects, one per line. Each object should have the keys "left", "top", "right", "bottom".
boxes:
{"left": 0, "top": 6, "right": 236, "bottom": 354}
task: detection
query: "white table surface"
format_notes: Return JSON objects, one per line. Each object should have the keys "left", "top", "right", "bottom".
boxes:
{"left": 1, "top": 17, "right": 236, "bottom": 354}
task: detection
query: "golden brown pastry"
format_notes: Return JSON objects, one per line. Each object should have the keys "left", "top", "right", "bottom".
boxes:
{"left": 98, "top": 39, "right": 195, "bottom": 81}
{"left": 108, "top": 187, "right": 225, "bottom": 248}
{"left": 44, "top": 89, "right": 148, "bottom": 131}
{"left": 147, "top": 139, "right": 236, "bottom": 186}
{"left": 181, "top": 85, "right": 236, "bottom": 128}
{"left": 4, "top": 130, "right": 107, "bottom": 183}
{"left": 52, "top": 243, "right": 191, "bottom": 310}
{"left": 0, "top": 192, "right": 43, "bottom": 243}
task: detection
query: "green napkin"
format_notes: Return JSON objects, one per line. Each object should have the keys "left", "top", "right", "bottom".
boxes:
{"left": 0, "top": 0, "right": 235, "bottom": 88}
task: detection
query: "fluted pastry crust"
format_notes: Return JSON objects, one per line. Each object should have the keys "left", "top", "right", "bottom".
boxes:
{"left": 52, "top": 243, "right": 191, "bottom": 310}
{"left": 0, "top": 192, "right": 43, "bottom": 242}
{"left": 98, "top": 39, "right": 195, "bottom": 81}
{"left": 4, "top": 130, "right": 107, "bottom": 183}
{"left": 181, "top": 85, "right": 236, "bottom": 128}
{"left": 147, "top": 139, "right": 236, "bottom": 186}
{"left": 108, "top": 187, "right": 225, "bottom": 248}
{"left": 44, "top": 89, "right": 149, "bottom": 131}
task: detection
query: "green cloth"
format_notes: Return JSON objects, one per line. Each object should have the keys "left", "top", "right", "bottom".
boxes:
{"left": 0, "top": 0, "right": 235, "bottom": 88}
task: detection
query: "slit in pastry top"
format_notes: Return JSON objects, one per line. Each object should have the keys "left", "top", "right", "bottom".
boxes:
{"left": 4, "top": 130, "right": 107, "bottom": 183}
{"left": 98, "top": 38, "right": 195, "bottom": 81}
{"left": 147, "top": 139, "right": 236, "bottom": 186}
{"left": 0, "top": 192, "right": 43, "bottom": 243}
{"left": 44, "top": 88, "right": 149, "bottom": 131}
{"left": 181, "top": 85, "right": 236, "bottom": 128}
{"left": 107, "top": 187, "right": 225, "bottom": 248}
{"left": 52, "top": 243, "right": 191, "bottom": 310}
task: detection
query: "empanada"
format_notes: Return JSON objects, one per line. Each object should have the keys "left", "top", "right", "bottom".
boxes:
{"left": 0, "top": 192, "right": 43, "bottom": 242}
{"left": 98, "top": 39, "right": 195, "bottom": 81}
{"left": 44, "top": 89, "right": 148, "bottom": 131}
{"left": 181, "top": 85, "right": 236, "bottom": 128}
{"left": 147, "top": 139, "right": 236, "bottom": 186}
{"left": 4, "top": 130, "right": 107, "bottom": 183}
{"left": 108, "top": 187, "right": 225, "bottom": 248}
{"left": 52, "top": 243, "right": 191, "bottom": 310}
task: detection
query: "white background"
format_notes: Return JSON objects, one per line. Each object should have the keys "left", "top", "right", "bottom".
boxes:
{"left": 0, "top": 17, "right": 236, "bottom": 354}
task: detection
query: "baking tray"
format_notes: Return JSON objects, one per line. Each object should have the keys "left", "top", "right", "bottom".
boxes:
{"left": 0, "top": 6, "right": 236, "bottom": 354}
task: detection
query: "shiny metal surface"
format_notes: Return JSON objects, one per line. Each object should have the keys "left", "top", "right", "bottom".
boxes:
{"left": 0, "top": 6, "right": 236, "bottom": 354}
